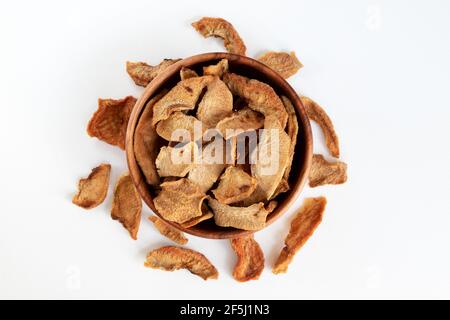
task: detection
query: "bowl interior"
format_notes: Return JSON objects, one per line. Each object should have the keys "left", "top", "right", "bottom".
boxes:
{"left": 126, "top": 52, "right": 312, "bottom": 239}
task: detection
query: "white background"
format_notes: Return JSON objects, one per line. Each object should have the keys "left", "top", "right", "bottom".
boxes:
{"left": 0, "top": 0, "right": 449, "bottom": 300}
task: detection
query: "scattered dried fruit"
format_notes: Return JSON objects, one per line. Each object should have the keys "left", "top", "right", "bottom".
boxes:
{"left": 301, "top": 96, "right": 340, "bottom": 158}
{"left": 149, "top": 216, "right": 188, "bottom": 245}
{"left": 134, "top": 92, "right": 167, "bottom": 186}
{"left": 180, "top": 67, "right": 198, "bottom": 80}
{"left": 145, "top": 246, "right": 218, "bottom": 280}
{"left": 203, "top": 59, "right": 229, "bottom": 77}
{"left": 197, "top": 77, "right": 233, "bottom": 129}
{"left": 257, "top": 51, "right": 303, "bottom": 79}
{"left": 72, "top": 164, "right": 111, "bottom": 209}
{"left": 208, "top": 197, "right": 270, "bottom": 231}
{"left": 152, "top": 75, "right": 213, "bottom": 125}
{"left": 87, "top": 96, "right": 136, "bottom": 150}
{"left": 212, "top": 166, "right": 257, "bottom": 204}
{"left": 192, "top": 17, "right": 246, "bottom": 55}
{"left": 155, "top": 142, "right": 198, "bottom": 177}
{"left": 273, "top": 197, "right": 326, "bottom": 274}
{"left": 223, "top": 73, "right": 288, "bottom": 128}
{"left": 111, "top": 174, "right": 142, "bottom": 240}
{"left": 230, "top": 236, "right": 264, "bottom": 282}
{"left": 216, "top": 107, "right": 264, "bottom": 139}
{"left": 154, "top": 178, "right": 207, "bottom": 223}
{"left": 126, "top": 59, "right": 180, "bottom": 87}
{"left": 309, "top": 154, "right": 347, "bottom": 187}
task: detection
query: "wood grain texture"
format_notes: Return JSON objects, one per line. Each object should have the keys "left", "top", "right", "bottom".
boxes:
{"left": 125, "top": 52, "right": 313, "bottom": 239}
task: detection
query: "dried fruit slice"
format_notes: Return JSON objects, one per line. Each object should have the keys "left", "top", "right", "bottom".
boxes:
{"left": 152, "top": 75, "right": 213, "bottom": 125}
{"left": 216, "top": 107, "right": 264, "bottom": 139}
{"left": 273, "top": 197, "right": 326, "bottom": 274}
{"left": 212, "top": 166, "right": 257, "bottom": 204}
{"left": 72, "top": 164, "right": 111, "bottom": 209}
{"left": 180, "top": 67, "right": 198, "bottom": 80}
{"left": 155, "top": 142, "right": 198, "bottom": 177}
{"left": 87, "top": 96, "right": 136, "bottom": 150}
{"left": 257, "top": 51, "right": 303, "bottom": 79}
{"left": 187, "top": 138, "right": 228, "bottom": 192}
{"left": 223, "top": 73, "right": 288, "bottom": 128}
{"left": 126, "top": 59, "right": 180, "bottom": 87}
{"left": 111, "top": 174, "right": 142, "bottom": 240}
{"left": 148, "top": 216, "right": 188, "bottom": 245}
{"left": 156, "top": 111, "right": 204, "bottom": 142}
{"left": 241, "top": 116, "right": 291, "bottom": 205}
{"left": 301, "top": 96, "right": 340, "bottom": 158}
{"left": 309, "top": 154, "right": 347, "bottom": 187}
{"left": 196, "top": 77, "right": 233, "bottom": 129}
{"left": 203, "top": 59, "right": 229, "bottom": 77}
{"left": 181, "top": 204, "right": 214, "bottom": 228}
{"left": 208, "top": 197, "right": 270, "bottom": 231}
{"left": 230, "top": 236, "right": 264, "bottom": 282}
{"left": 153, "top": 178, "right": 207, "bottom": 223}
{"left": 281, "top": 96, "right": 298, "bottom": 180}
{"left": 134, "top": 91, "right": 166, "bottom": 186}
{"left": 192, "top": 17, "right": 246, "bottom": 55}
{"left": 145, "top": 246, "right": 218, "bottom": 280}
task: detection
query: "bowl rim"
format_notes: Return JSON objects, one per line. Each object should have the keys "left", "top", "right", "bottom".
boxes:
{"left": 125, "top": 52, "right": 313, "bottom": 239}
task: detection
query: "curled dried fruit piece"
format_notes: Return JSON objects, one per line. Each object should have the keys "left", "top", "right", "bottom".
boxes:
{"left": 192, "top": 17, "right": 246, "bottom": 55}
{"left": 72, "top": 163, "right": 111, "bottom": 209}
{"left": 126, "top": 59, "right": 180, "bottom": 87}
{"left": 203, "top": 59, "right": 229, "bottom": 77}
{"left": 216, "top": 107, "right": 264, "bottom": 139}
{"left": 212, "top": 166, "right": 257, "bottom": 204}
{"left": 181, "top": 204, "right": 214, "bottom": 228}
{"left": 281, "top": 96, "right": 299, "bottom": 180}
{"left": 145, "top": 246, "right": 218, "bottom": 280}
{"left": 134, "top": 92, "right": 167, "bottom": 186}
{"left": 309, "top": 154, "right": 347, "bottom": 187}
{"left": 230, "top": 236, "right": 264, "bottom": 282}
{"left": 154, "top": 178, "right": 206, "bottom": 223}
{"left": 111, "top": 174, "right": 142, "bottom": 240}
{"left": 180, "top": 67, "right": 198, "bottom": 80}
{"left": 241, "top": 115, "right": 291, "bottom": 206}
{"left": 301, "top": 96, "right": 340, "bottom": 158}
{"left": 223, "top": 73, "right": 288, "bottom": 128}
{"left": 197, "top": 77, "right": 233, "bottom": 129}
{"left": 208, "top": 197, "right": 270, "bottom": 231}
{"left": 87, "top": 96, "right": 136, "bottom": 150}
{"left": 257, "top": 51, "right": 303, "bottom": 79}
{"left": 148, "top": 216, "right": 188, "bottom": 245}
{"left": 155, "top": 142, "right": 198, "bottom": 177}
{"left": 156, "top": 111, "right": 204, "bottom": 142}
{"left": 152, "top": 76, "right": 213, "bottom": 125}
{"left": 273, "top": 197, "right": 326, "bottom": 274}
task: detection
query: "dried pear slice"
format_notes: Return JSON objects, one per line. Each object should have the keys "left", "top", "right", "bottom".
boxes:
{"left": 87, "top": 96, "right": 136, "bottom": 150}
{"left": 192, "top": 17, "right": 246, "bottom": 55}
{"left": 273, "top": 197, "right": 326, "bottom": 274}
{"left": 72, "top": 164, "right": 111, "bottom": 209}
{"left": 153, "top": 178, "right": 206, "bottom": 224}
{"left": 145, "top": 246, "right": 218, "bottom": 280}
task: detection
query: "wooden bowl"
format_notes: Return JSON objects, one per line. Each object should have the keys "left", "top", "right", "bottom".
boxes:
{"left": 126, "top": 52, "right": 312, "bottom": 239}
